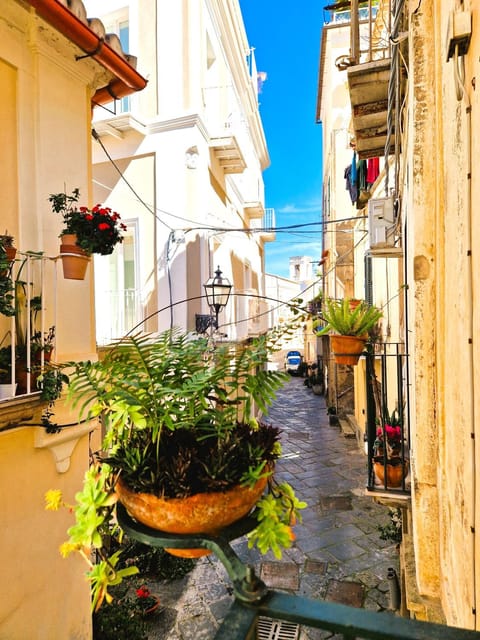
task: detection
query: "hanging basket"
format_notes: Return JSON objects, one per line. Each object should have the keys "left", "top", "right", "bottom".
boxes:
{"left": 115, "top": 475, "right": 268, "bottom": 558}
{"left": 330, "top": 334, "right": 367, "bottom": 365}
{"left": 60, "top": 234, "right": 90, "bottom": 280}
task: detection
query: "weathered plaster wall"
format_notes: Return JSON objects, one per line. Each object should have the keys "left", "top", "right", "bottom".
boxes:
{"left": 406, "top": 0, "right": 442, "bottom": 610}
{"left": 406, "top": 0, "right": 479, "bottom": 627}
{"left": 0, "top": 1, "right": 128, "bottom": 637}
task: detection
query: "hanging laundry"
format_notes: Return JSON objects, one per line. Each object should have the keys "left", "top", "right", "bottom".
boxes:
{"left": 351, "top": 151, "right": 357, "bottom": 184}
{"left": 367, "top": 157, "right": 380, "bottom": 185}
{"left": 357, "top": 159, "right": 367, "bottom": 191}
{"left": 356, "top": 159, "right": 371, "bottom": 209}
{"left": 344, "top": 164, "right": 358, "bottom": 204}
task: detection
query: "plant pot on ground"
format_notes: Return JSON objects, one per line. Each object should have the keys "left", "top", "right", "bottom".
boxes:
{"left": 327, "top": 406, "right": 339, "bottom": 425}
{"left": 315, "top": 298, "right": 383, "bottom": 365}
{"left": 46, "top": 328, "right": 306, "bottom": 611}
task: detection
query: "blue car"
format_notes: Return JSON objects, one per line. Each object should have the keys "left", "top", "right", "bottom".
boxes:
{"left": 285, "top": 350, "right": 302, "bottom": 374}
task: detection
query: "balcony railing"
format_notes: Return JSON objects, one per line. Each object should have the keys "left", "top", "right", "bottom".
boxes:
{"left": 95, "top": 288, "right": 144, "bottom": 346}
{"left": 365, "top": 342, "right": 410, "bottom": 494}
{"left": 0, "top": 252, "right": 56, "bottom": 400}
{"left": 118, "top": 503, "right": 480, "bottom": 640}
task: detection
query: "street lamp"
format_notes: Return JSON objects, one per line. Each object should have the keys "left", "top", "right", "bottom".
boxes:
{"left": 203, "top": 266, "right": 232, "bottom": 329}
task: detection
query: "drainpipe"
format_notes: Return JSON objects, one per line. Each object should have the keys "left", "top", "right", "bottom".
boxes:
{"left": 25, "top": 0, "right": 147, "bottom": 105}
{"left": 453, "top": 42, "right": 477, "bottom": 629}
{"left": 387, "top": 567, "right": 401, "bottom": 612}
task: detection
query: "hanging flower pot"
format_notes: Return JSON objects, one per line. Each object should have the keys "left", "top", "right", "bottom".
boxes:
{"left": 330, "top": 334, "right": 367, "bottom": 365}
{"left": 59, "top": 234, "right": 90, "bottom": 280}
{"left": 115, "top": 474, "right": 269, "bottom": 558}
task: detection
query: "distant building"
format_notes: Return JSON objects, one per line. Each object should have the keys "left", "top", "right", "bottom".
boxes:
{"left": 289, "top": 255, "right": 313, "bottom": 283}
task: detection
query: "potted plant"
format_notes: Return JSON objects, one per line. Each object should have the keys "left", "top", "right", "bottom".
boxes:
{"left": 306, "top": 363, "right": 324, "bottom": 395}
{"left": 31, "top": 326, "right": 55, "bottom": 363}
{"left": 49, "top": 188, "right": 127, "bottom": 279}
{"left": 0, "top": 233, "right": 17, "bottom": 274}
{"left": 315, "top": 297, "right": 383, "bottom": 365}
{"left": 0, "top": 246, "right": 15, "bottom": 317}
{"left": 47, "top": 328, "right": 306, "bottom": 611}
{"left": 0, "top": 342, "right": 16, "bottom": 399}
{"left": 373, "top": 409, "right": 408, "bottom": 488}
{"left": 327, "top": 405, "right": 339, "bottom": 425}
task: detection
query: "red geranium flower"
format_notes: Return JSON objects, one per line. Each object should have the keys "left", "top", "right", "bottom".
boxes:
{"left": 50, "top": 188, "right": 126, "bottom": 255}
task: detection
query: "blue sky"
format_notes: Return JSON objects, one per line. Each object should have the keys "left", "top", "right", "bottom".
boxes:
{"left": 239, "top": 1, "right": 328, "bottom": 278}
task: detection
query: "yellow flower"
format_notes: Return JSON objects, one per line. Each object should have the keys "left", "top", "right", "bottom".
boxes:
{"left": 45, "top": 489, "right": 63, "bottom": 511}
{"left": 59, "top": 542, "right": 78, "bottom": 558}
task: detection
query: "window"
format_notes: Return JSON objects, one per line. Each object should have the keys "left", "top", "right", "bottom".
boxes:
{"left": 94, "top": 222, "right": 142, "bottom": 345}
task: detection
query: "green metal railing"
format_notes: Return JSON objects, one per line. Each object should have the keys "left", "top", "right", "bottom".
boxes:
{"left": 117, "top": 504, "right": 480, "bottom": 640}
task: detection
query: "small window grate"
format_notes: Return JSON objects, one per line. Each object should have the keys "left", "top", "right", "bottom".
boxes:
{"left": 257, "top": 616, "right": 300, "bottom": 640}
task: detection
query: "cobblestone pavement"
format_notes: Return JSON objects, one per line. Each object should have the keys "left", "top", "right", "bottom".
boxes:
{"left": 144, "top": 376, "right": 399, "bottom": 639}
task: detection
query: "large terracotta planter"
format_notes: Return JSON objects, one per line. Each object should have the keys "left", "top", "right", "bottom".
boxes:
{"left": 116, "top": 475, "right": 268, "bottom": 558}
{"left": 373, "top": 458, "right": 409, "bottom": 488}
{"left": 60, "top": 234, "right": 90, "bottom": 280}
{"left": 330, "top": 334, "right": 367, "bottom": 365}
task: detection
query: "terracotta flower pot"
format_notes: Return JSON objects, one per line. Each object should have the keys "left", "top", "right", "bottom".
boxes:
{"left": 373, "top": 458, "right": 409, "bottom": 488}
{"left": 60, "top": 234, "right": 90, "bottom": 280}
{"left": 330, "top": 334, "right": 367, "bottom": 365}
{"left": 116, "top": 475, "right": 269, "bottom": 558}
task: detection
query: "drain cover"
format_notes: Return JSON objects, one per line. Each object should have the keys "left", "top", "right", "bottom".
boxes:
{"left": 324, "top": 580, "right": 364, "bottom": 607}
{"left": 260, "top": 562, "right": 300, "bottom": 590}
{"left": 257, "top": 617, "right": 300, "bottom": 640}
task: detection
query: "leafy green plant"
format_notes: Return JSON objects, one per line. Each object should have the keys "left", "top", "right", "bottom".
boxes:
{"left": 116, "top": 538, "right": 195, "bottom": 579}
{"left": 46, "top": 464, "right": 139, "bottom": 612}
{"left": 48, "top": 328, "right": 306, "bottom": 608}
{"left": 0, "top": 244, "right": 15, "bottom": 316}
{"left": 378, "top": 507, "right": 402, "bottom": 544}
{"left": 315, "top": 298, "right": 382, "bottom": 336}
{"left": 37, "top": 365, "right": 69, "bottom": 404}
{"left": 92, "top": 587, "right": 149, "bottom": 640}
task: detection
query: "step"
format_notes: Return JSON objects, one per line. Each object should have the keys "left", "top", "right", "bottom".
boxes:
{"left": 338, "top": 417, "right": 356, "bottom": 438}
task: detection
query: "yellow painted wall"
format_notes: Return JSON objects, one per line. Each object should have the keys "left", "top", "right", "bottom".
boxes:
{"left": 0, "top": 1, "right": 132, "bottom": 637}
{"left": 0, "top": 419, "right": 93, "bottom": 639}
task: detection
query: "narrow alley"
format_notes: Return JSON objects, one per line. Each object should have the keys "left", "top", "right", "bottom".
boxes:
{"left": 144, "top": 376, "right": 400, "bottom": 639}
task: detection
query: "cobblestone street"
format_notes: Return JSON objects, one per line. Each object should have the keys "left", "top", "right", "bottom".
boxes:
{"left": 144, "top": 376, "right": 399, "bottom": 639}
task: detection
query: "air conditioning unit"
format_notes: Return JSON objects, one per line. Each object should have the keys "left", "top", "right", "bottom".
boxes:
{"left": 368, "top": 197, "right": 396, "bottom": 249}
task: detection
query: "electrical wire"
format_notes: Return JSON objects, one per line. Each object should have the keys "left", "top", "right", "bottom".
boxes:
{"left": 91, "top": 129, "right": 174, "bottom": 232}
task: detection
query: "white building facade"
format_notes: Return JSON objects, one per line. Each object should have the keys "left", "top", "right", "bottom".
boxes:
{"left": 83, "top": 0, "right": 275, "bottom": 343}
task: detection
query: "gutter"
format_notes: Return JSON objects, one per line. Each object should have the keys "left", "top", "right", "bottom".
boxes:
{"left": 25, "top": 0, "right": 147, "bottom": 105}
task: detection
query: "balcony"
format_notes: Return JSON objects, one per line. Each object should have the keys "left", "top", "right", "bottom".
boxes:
{"left": 244, "top": 201, "right": 265, "bottom": 220}
{"left": 329, "top": 0, "right": 406, "bottom": 159}
{"left": 0, "top": 251, "right": 56, "bottom": 401}
{"left": 249, "top": 207, "right": 276, "bottom": 242}
{"left": 210, "top": 135, "right": 246, "bottom": 174}
{"left": 364, "top": 343, "right": 410, "bottom": 497}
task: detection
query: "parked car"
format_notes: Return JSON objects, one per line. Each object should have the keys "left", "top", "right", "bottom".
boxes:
{"left": 284, "top": 350, "right": 303, "bottom": 374}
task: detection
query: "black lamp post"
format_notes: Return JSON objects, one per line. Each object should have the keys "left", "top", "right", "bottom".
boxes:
{"left": 203, "top": 266, "right": 232, "bottom": 329}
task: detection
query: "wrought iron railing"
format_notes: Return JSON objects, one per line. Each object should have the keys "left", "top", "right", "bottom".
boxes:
{"left": 0, "top": 251, "right": 56, "bottom": 400}
{"left": 365, "top": 342, "right": 409, "bottom": 493}
{"left": 118, "top": 504, "right": 480, "bottom": 640}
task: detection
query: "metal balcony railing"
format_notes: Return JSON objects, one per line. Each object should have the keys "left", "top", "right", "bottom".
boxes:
{"left": 0, "top": 251, "right": 56, "bottom": 400}
{"left": 95, "top": 287, "right": 144, "bottom": 345}
{"left": 365, "top": 342, "right": 410, "bottom": 493}
{"left": 263, "top": 208, "right": 275, "bottom": 231}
